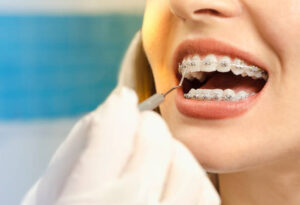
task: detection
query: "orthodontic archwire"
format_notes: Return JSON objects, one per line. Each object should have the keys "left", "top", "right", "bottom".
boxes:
{"left": 138, "top": 67, "right": 187, "bottom": 111}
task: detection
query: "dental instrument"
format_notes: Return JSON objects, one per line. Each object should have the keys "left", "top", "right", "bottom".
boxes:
{"left": 138, "top": 69, "right": 186, "bottom": 111}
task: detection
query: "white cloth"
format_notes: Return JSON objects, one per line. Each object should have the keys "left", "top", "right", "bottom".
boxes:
{"left": 22, "top": 88, "right": 220, "bottom": 205}
{"left": 22, "top": 32, "right": 221, "bottom": 205}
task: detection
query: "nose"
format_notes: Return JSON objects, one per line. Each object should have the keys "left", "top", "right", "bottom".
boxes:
{"left": 169, "top": 0, "right": 242, "bottom": 21}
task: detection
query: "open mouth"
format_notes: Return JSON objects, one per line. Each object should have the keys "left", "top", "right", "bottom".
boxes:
{"left": 178, "top": 54, "right": 268, "bottom": 102}
{"left": 173, "top": 39, "right": 269, "bottom": 119}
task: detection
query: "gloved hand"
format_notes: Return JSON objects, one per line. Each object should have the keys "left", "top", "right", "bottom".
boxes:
{"left": 22, "top": 87, "right": 220, "bottom": 205}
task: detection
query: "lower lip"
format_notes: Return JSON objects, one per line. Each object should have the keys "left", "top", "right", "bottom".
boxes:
{"left": 175, "top": 88, "right": 261, "bottom": 119}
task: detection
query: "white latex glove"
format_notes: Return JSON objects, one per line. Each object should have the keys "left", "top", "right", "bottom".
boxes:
{"left": 22, "top": 87, "right": 220, "bottom": 205}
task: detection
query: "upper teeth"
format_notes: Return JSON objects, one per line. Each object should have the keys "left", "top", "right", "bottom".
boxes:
{"left": 179, "top": 54, "right": 268, "bottom": 81}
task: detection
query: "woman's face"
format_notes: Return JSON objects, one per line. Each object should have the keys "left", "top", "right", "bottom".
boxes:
{"left": 142, "top": 0, "right": 300, "bottom": 172}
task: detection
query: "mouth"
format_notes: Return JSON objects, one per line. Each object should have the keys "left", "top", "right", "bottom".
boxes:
{"left": 174, "top": 39, "right": 269, "bottom": 119}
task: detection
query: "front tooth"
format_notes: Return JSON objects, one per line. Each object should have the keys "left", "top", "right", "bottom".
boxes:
{"left": 184, "top": 89, "right": 195, "bottom": 99}
{"left": 179, "top": 63, "right": 187, "bottom": 74}
{"left": 231, "top": 58, "right": 245, "bottom": 75}
{"left": 211, "top": 89, "right": 224, "bottom": 101}
{"left": 201, "top": 54, "right": 217, "bottom": 72}
{"left": 188, "top": 88, "right": 197, "bottom": 97}
{"left": 217, "top": 56, "right": 231, "bottom": 73}
{"left": 186, "top": 57, "right": 192, "bottom": 66}
{"left": 191, "top": 55, "right": 201, "bottom": 72}
{"left": 199, "top": 89, "right": 213, "bottom": 100}
{"left": 190, "top": 88, "right": 197, "bottom": 94}
{"left": 223, "top": 89, "right": 236, "bottom": 101}
{"left": 181, "top": 58, "right": 191, "bottom": 73}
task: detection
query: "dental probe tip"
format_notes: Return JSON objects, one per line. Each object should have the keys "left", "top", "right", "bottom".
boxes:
{"left": 163, "top": 85, "right": 181, "bottom": 97}
{"left": 164, "top": 69, "right": 186, "bottom": 97}
{"left": 179, "top": 69, "right": 186, "bottom": 87}
{"left": 138, "top": 69, "right": 187, "bottom": 111}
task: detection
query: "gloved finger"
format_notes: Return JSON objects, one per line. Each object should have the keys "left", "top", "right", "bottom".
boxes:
{"left": 160, "top": 140, "right": 221, "bottom": 205}
{"left": 56, "top": 87, "right": 140, "bottom": 203}
{"left": 22, "top": 87, "right": 139, "bottom": 205}
{"left": 119, "top": 111, "right": 173, "bottom": 203}
{"left": 22, "top": 112, "right": 95, "bottom": 205}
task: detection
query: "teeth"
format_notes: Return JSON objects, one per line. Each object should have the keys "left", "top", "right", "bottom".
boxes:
{"left": 191, "top": 55, "right": 201, "bottom": 72}
{"left": 233, "top": 91, "right": 250, "bottom": 101}
{"left": 184, "top": 72, "right": 194, "bottom": 80}
{"left": 179, "top": 54, "right": 264, "bottom": 101}
{"left": 184, "top": 71, "right": 207, "bottom": 82}
{"left": 186, "top": 57, "right": 193, "bottom": 68}
{"left": 231, "top": 58, "right": 246, "bottom": 75}
{"left": 179, "top": 54, "right": 268, "bottom": 80}
{"left": 217, "top": 56, "right": 231, "bottom": 72}
{"left": 254, "top": 71, "right": 263, "bottom": 79}
{"left": 201, "top": 54, "right": 218, "bottom": 72}
{"left": 211, "top": 89, "right": 223, "bottom": 101}
{"left": 223, "top": 89, "right": 235, "bottom": 101}
{"left": 180, "top": 58, "right": 189, "bottom": 73}
{"left": 246, "top": 65, "right": 258, "bottom": 76}
{"left": 190, "top": 72, "right": 207, "bottom": 82}
{"left": 184, "top": 89, "right": 254, "bottom": 101}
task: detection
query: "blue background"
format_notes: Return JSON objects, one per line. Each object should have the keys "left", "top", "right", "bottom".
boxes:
{"left": 0, "top": 14, "right": 143, "bottom": 205}
{"left": 0, "top": 15, "right": 143, "bottom": 120}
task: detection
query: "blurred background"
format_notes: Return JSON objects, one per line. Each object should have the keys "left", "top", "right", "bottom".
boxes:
{"left": 0, "top": 1, "right": 144, "bottom": 204}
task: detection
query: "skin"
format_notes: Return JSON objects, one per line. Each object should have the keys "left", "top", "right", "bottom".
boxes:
{"left": 141, "top": 0, "right": 300, "bottom": 204}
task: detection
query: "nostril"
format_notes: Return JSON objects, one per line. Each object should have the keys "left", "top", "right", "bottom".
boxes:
{"left": 170, "top": 0, "right": 242, "bottom": 22}
{"left": 194, "top": 9, "right": 222, "bottom": 16}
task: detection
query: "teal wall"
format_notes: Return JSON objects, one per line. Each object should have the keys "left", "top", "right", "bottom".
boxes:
{"left": 0, "top": 13, "right": 144, "bottom": 205}
{"left": 0, "top": 15, "right": 143, "bottom": 120}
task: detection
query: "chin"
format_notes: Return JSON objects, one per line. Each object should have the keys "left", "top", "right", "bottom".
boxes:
{"left": 175, "top": 133, "right": 266, "bottom": 173}
{"left": 160, "top": 102, "right": 273, "bottom": 174}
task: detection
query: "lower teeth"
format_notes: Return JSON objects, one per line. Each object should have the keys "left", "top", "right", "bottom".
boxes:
{"left": 184, "top": 89, "right": 255, "bottom": 102}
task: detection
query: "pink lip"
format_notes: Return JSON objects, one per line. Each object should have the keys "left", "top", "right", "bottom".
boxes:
{"left": 173, "top": 38, "right": 268, "bottom": 119}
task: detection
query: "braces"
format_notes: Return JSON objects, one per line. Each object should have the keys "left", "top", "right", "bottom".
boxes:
{"left": 184, "top": 89, "right": 255, "bottom": 102}
{"left": 178, "top": 57, "right": 268, "bottom": 80}
{"left": 179, "top": 55, "right": 264, "bottom": 102}
{"left": 180, "top": 62, "right": 266, "bottom": 75}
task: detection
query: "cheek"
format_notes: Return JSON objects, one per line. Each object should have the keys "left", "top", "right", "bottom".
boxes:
{"left": 247, "top": 0, "right": 300, "bottom": 116}
{"left": 247, "top": 1, "right": 300, "bottom": 57}
{"left": 142, "top": 1, "right": 177, "bottom": 92}
{"left": 142, "top": 1, "right": 172, "bottom": 61}
{"left": 249, "top": 1, "right": 300, "bottom": 157}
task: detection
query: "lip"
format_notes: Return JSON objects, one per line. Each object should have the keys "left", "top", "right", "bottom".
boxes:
{"left": 173, "top": 38, "right": 269, "bottom": 119}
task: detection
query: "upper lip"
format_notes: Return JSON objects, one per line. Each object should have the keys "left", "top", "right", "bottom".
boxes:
{"left": 173, "top": 38, "right": 269, "bottom": 75}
